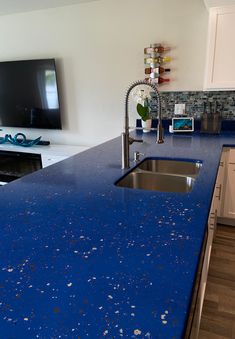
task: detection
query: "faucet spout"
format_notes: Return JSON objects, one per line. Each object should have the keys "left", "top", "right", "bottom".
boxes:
{"left": 121, "top": 80, "right": 164, "bottom": 169}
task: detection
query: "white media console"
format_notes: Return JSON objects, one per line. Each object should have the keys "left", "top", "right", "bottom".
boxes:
{"left": 0, "top": 143, "right": 89, "bottom": 185}
{"left": 0, "top": 143, "right": 89, "bottom": 167}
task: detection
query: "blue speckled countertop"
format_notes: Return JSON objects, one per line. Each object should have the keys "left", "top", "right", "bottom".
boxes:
{"left": 1, "top": 132, "right": 235, "bottom": 339}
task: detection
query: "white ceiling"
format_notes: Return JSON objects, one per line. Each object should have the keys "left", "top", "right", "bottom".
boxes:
{"left": 0, "top": 0, "right": 100, "bottom": 16}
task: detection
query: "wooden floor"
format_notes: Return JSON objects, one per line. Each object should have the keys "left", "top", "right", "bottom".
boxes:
{"left": 199, "top": 224, "right": 235, "bottom": 339}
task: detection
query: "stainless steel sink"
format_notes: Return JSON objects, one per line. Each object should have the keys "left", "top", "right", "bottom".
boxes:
{"left": 115, "top": 158, "right": 202, "bottom": 193}
{"left": 116, "top": 171, "right": 195, "bottom": 193}
{"left": 138, "top": 159, "right": 202, "bottom": 178}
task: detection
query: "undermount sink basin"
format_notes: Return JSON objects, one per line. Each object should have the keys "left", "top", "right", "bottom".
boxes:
{"left": 115, "top": 158, "right": 202, "bottom": 193}
{"left": 138, "top": 158, "right": 202, "bottom": 178}
{"left": 116, "top": 171, "right": 195, "bottom": 193}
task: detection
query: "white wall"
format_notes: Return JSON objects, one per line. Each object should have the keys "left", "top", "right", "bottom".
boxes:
{"left": 0, "top": 0, "right": 208, "bottom": 146}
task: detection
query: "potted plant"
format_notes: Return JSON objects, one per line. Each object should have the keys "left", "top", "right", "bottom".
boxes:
{"left": 135, "top": 89, "right": 152, "bottom": 132}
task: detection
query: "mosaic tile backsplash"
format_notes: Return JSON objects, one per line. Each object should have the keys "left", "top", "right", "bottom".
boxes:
{"left": 150, "top": 91, "right": 235, "bottom": 120}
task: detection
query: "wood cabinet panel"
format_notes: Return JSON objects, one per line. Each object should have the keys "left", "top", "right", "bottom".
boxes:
{"left": 223, "top": 162, "right": 235, "bottom": 218}
{"left": 218, "top": 148, "right": 235, "bottom": 224}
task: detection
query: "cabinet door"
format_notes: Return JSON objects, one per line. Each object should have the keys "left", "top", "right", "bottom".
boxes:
{"left": 223, "top": 149, "right": 235, "bottom": 218}
{"left": 189, "top": 224, "right": 215, "bottom": 339}
{"left": 216, "top": 149, "right": 227, "bottom": 217}
{"left": 204, "top": 5, "right": 235, "bottom": 90}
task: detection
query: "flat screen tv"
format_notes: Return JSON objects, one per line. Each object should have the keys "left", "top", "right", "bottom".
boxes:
{"left": 0, "top": 58, "right": 62, "bottom": 129}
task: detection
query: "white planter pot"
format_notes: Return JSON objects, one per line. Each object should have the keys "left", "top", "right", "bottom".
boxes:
{"left": 142, "top": 119, "right": 152, "bottom": 133}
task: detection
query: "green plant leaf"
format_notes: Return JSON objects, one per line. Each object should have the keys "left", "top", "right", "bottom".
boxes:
{"left": 137, "top": 103, "right": 150, "bottom": 122}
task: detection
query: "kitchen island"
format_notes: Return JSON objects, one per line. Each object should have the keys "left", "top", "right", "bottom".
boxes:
{"left": 0, "top": 131, "right": 235, "bottom": 338}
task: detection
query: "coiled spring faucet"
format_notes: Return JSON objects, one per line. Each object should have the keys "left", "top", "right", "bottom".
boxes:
{"left": 121, "top": 80, "right": 164, "bottom": 169}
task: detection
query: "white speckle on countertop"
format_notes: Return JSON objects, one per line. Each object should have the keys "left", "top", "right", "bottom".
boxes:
{"left": 134, "top": 329, "right": 142, "bottom": 335}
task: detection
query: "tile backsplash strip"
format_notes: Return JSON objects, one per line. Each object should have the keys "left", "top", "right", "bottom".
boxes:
{"left": 149, "top": 91, "right": 235, "bottom": 120}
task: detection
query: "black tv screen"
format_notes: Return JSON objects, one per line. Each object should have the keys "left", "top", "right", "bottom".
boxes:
{"left": 0, "top": 58, "right": 62, "bottom": 129}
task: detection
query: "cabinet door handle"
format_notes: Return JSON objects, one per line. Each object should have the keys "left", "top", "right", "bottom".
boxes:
{"left": 209, "top": 210, "right": 217, "bottom": 230}
{"left": 215, "top": 184, "right": 222, "bottom": 200}
{"left": 209, "top": 224, "right": 215, "bottom": 230}
{"left": 209, "top": 215, "right": 215, "bottom": 229}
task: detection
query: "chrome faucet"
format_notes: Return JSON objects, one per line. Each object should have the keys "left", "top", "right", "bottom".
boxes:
{"left": 121, "top": 80, "right": 164, "bottom": 169}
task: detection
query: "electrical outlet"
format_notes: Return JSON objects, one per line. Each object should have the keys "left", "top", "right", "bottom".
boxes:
{"left": 174, "top": 104, "right": 186, "bottom": 115}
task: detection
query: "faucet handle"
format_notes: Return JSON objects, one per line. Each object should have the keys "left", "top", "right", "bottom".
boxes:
{"left": 129, "top": 137, "right": 143, "bottom": 145}
{"left": 134, "top": 151, "right": 144, "bottom": 162}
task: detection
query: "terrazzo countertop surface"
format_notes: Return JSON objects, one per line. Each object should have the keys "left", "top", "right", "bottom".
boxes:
{"left": 1, "top": 132, "right": 235, "bottom": 339}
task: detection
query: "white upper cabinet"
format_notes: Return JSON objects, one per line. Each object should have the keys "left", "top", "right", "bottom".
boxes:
{"left": 204, "top": 5, "right": 235, "bottom": 90}
{"left": 204, "top": 0, "right": 235, "bottom": 10}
